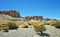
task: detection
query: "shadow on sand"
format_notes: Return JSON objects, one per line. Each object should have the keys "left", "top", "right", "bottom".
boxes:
{"left": 37, "top": 32, "right": 50, "bottom": 37}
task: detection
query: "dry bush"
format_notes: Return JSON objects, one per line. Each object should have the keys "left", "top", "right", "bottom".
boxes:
{"left": 7, "top": 22, "right": 19, "bottom": 29}
{"left": 35, "top": 25, "right": 46, "bottom": 33}
{"left": 53, "top": 22, "right": 60, "bottom": 28}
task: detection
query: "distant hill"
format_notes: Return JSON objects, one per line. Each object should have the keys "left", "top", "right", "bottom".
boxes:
{"left": 0, "top": 14, "right": 13, "bottom": 21}
{"left": 0, "top": 10, "right": 58, "bottom": 21}
{"left": 0, "top": 14, "right": 22, "bottom": 21}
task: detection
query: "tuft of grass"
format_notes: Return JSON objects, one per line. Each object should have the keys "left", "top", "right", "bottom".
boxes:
{"left": 35, "top": 25, "right": 46, "bottom": 32}
{"left": 54, "top": 22, "right": 60, "bottom": 28}
{"left": 7, "top": 22, "right": 19, "bottom": 30}
{"left": 3, "top": 27, "right": 9, "bottom": 32}
{"left": 23, "top": 25, "right": 28, "bottom": 28}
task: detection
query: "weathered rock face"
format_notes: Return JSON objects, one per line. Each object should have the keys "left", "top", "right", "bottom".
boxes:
{"left": 25, "top": 16, "right": 43, "bottom": 20}
{"left": 0, "top": 10, "right": 21, "bottom": 18}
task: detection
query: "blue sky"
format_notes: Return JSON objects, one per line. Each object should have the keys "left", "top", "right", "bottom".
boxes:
{"left": 0, "top": 0, "right": 60, "bottom": 19}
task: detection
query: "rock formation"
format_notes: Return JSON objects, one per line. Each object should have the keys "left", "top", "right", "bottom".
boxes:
{"left": 25, "top": 16, "right": 43, "bottom": 20}
{"left": 0, "top": 10, "right": 21, "bottom": 18}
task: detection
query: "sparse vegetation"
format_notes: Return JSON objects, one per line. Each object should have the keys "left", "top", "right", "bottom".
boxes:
{"left": 35, "top": 25, "right": 46, "bottom": 34}
{"left": 0, "top": 21, "right": 19, "bottom": 32}
{"left": 0, "top": 23, "right": 9, "bottom": 32}
{"left": 7, "top": 22, "right": 19, "bottom": 29}
{"left": 53, "top": 22, "right": 60, "bottom": 28}
{"left": 3, "top": 27, "right": 9, "bottom": 32}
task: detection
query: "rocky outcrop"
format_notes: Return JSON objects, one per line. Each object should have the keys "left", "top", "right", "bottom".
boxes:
{"left": 25, "top": 16, "right": 43, "bottom": 20}
{"left": 0, "top": 10, "right": 21, "bottom": 18}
